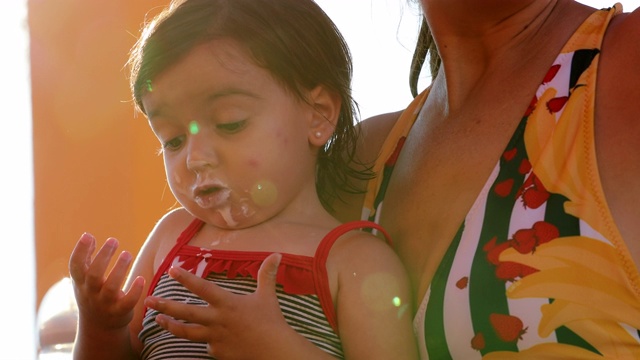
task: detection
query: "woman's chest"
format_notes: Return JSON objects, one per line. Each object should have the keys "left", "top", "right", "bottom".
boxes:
{"left": 378, "top": 109, "right": 525, "bottom": 300}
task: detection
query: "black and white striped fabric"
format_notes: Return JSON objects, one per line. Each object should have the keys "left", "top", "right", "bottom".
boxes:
{"left": 140, "top": 273, "right": 343, "bottom": 359}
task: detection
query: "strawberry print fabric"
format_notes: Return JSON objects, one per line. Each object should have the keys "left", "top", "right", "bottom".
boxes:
{"left": 363, "top": 4, "right": 640, "bottom": 359}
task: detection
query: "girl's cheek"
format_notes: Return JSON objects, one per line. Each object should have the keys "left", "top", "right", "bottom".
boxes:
{"left": 247, "top": 158, "right": 260, "bottom": 168}
{"left": 173, "top": 172, "right": 182, "bottom": 185}
{"left": 243, "top": 158, "right": 279, "bottom": 207}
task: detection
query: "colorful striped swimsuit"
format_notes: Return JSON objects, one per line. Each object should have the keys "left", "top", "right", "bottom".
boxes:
{"left": 363, "top": 4, "right": 640, "bottom": 359}
{"left": 139, "top": 219, "right": 389, "bottom": 359}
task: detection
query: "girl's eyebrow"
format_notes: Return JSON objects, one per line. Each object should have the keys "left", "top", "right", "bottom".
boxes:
{"left": 146, "top": 105, "right": 166, "bottom": 121}
{"left": 146, "top": 106, "right": 172, "bottom": 122}
{"left": 206, "top": 87, "right": 262, "bottom": 102}
{"left": 147, "top": 87, "right": 261, "bottom": 121}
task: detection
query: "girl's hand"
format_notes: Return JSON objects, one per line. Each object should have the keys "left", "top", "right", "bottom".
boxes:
{"left": 69, "top": 233, "right": 144, "bottom": 332}
{"left": 144, "top": 253, "right": 330, "bottom": 359}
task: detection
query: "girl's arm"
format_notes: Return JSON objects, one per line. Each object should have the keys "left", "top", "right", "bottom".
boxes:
{"left": 331, "top": 233, "right": 419, "bottom": 360}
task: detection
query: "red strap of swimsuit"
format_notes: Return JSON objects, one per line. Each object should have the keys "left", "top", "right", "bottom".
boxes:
{"left": 144, "top": 218, "right": 204, "bottom": 312}
{"left": 147, "top": 219, "right": 204, "bottom": 297}
{"left": 312, "top": 220, "right": 392, "bottom": 333}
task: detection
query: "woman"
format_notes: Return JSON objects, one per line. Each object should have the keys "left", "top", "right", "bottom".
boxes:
{"left": 339, "top": 0, "right": 640, "bottom": 358}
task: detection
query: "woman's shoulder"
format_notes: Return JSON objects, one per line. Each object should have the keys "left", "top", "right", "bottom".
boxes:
{"left": 331, "top": 110, "right": 405, "bottom": 223}
{"left": 356, "top": 110, "right": 404, "bottom": 163}
{"left": 608, "top": 5, "right": 640, "bottom": 45}
{"left": 359, "top": 110, "right": 404, "bottom": 139}
{"left": 600, "top": 5, "right": 640, "bottom": 86}
{"left": 597, "top": 5, "right": 640, "bottom": 126}
{"left": 610, "top": 3, "right": 640, "bottom": 34}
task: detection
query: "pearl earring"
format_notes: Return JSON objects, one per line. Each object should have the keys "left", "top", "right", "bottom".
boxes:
{"left": 314, "top": 131, "right": 322, "bottom": 138}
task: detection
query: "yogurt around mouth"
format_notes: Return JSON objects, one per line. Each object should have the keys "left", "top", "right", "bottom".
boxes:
{"left": 194, "top": 187, "right": 231, "bottom": 209}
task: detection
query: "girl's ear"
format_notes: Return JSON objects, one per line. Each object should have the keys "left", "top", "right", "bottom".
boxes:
{"left": 307, "top": 85, "right": 341, "bottom": 147}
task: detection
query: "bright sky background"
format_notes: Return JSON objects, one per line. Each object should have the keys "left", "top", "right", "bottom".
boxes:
{"left": 2, "top": 1, "right": 638, "bottom": 359}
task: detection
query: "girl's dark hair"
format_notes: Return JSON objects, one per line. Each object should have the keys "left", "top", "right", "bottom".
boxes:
{"left": 409, "top": 16, "right": 441, "bottom": 97}
{"left": 128, "top": 0, "right": 372, "bottom": 212}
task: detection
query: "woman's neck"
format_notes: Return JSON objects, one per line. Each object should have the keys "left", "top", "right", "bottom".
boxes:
{"left": 424, "top": 0, "right": 590, "bottom": 112}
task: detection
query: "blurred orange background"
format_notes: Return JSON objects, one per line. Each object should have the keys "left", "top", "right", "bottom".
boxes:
{"left": 29, "top": 0, "right": 177, "bottom": 306}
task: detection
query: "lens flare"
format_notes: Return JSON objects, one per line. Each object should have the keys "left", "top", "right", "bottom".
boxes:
{"left": 361, "top": 272, "right": 402, "bottom": 312}
{"left": 189, "top": 120, "right": 200, "bottom": 135}
{"left": 250, "top": 180, "right": 277, "bottom": 207}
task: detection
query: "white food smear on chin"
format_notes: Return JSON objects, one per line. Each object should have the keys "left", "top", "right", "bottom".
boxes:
{"left": 217, "top": 206, "right": 238, "bottom": 227}
{"left": 214, "top": 195, "right": 256, "bottom": 228}
{"left": 239, "top": 197, "right": 255, "bottom": 217}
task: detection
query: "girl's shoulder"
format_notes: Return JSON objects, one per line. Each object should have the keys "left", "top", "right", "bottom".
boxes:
{"left": 327, "top": 226, "right": 406, "bottom": 285}
{"left": 154, "top": 207, "right": 196, "bottom": 234}
{"left": 143, "top": 207, "right": 196, "bottom": 269}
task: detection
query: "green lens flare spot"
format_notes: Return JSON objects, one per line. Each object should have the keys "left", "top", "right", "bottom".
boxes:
{"left": 189, "top": 121, "right": 200, "bottom": 135}
{"left": 146, "top": 79, "right": 153, "bottom": 92}
{"left": 393, "top": 297, "right": 402, "bottom": 307}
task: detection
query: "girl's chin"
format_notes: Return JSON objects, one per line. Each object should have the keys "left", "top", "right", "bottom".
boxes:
{"left": 189, "top": 203, "right": 260, "bottom": 229}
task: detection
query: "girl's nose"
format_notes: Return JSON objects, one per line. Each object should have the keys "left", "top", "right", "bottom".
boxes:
{"left": 186, "top": 132, "right": 218, "bottom": 172}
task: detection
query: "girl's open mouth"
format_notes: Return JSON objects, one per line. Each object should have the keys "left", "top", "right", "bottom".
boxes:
{"left": 193, "top": 186, "right": 231, "bottom": 209}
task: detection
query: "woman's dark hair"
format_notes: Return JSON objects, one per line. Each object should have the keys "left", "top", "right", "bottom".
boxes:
{"left": 128, "top": 0, "right": 372, "bottom": 212}
{"left": 410, "top": 16, "right": 441, "bottom": 97}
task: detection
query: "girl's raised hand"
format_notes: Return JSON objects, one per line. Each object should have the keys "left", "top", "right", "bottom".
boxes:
{"left": 69, "top": 233, "right": 144, "bottom": 332}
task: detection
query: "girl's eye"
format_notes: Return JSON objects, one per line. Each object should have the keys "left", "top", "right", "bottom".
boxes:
{"left": 163, "top": 136, "right": 185, "bottom": 151}
{"left": 216, "top": 120, "right": 246, "bottom": 134}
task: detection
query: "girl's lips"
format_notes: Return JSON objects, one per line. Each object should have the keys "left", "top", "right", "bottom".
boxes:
{"left": 193, "top": 186, "right": 231, "bottom": 209}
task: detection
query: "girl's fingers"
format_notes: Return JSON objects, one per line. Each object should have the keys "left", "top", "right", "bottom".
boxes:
{"left": 121, "top": 275, "right": 145, "bottom": 309}
{"left": 168, "top": 266, "right": 228, "bottom": 305}
{"left": 145, "top": 296, "right": 214, "bottom": 325}
{"left": 102, "top": 250, "right": 133, "bottom": 294}
{"left": 255, "top": 253, "right": 281, "bottom": 298}
{"left": 68, "top": 232, "right": 96, "bottom": 283}
{"left": 155, "top": 314, "right": 211, "bottom": 343}
{"left": 85, "top": 238, "right": 119, "bottom": 292}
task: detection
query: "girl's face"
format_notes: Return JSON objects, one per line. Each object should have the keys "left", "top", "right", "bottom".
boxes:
{"left": 142, "top": 40, "right": 323, "bottom": 229}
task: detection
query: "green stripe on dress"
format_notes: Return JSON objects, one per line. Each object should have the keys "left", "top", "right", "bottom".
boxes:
{"left": 424, "top": 225, "right": 465, "bottom": 359}
{"left": 471, "top": 117, "right": 528, "bottom": 355}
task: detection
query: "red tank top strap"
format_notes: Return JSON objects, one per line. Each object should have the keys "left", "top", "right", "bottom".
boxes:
{"left": 312, "top": 220, "right": 393, "bottom": 333}
{"left": 146, "top": 218, "right": 204, "bottom": 297}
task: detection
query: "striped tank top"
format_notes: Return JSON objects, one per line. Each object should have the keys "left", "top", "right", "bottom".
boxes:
{"left": 139, "top": 219, "right": 389, "bottom": 359}
{"left": 363, "top": 4, "right": 640, "bottom": 359}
